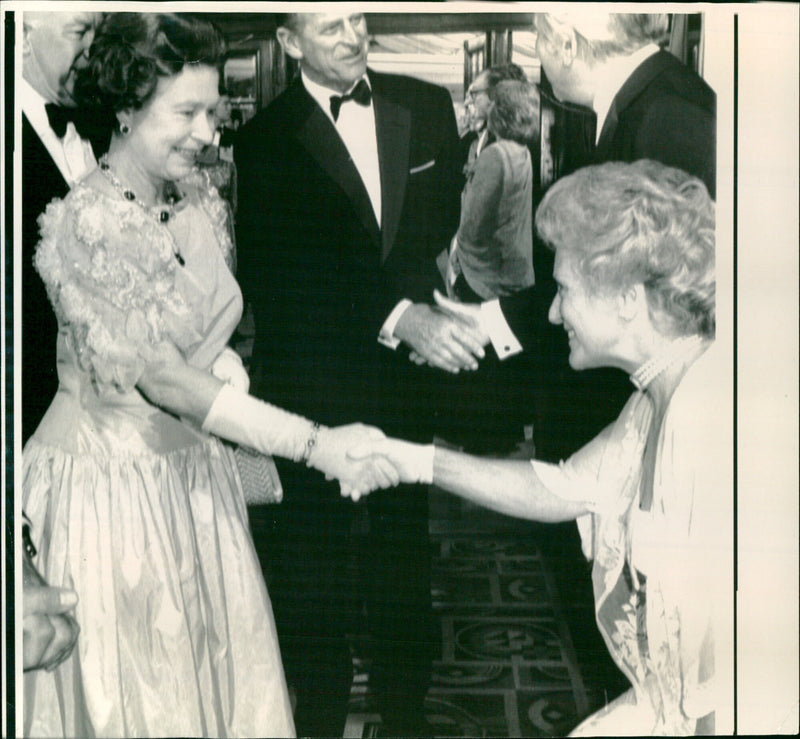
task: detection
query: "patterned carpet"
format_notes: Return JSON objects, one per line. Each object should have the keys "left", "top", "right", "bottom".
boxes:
{"left": 343, "top": 489, "right": 623, "bottom": 738}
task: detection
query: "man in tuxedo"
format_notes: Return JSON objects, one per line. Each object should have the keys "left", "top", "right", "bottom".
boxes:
{"left": 235, "top": 12, "right": 479, "bottom": 736}
{"left": 21, "top": 9, "right": 108, "bottom": 444}
{"left": 432, "top": 11, "right": 718, "bottom": 708}
{"left": 439, "top": 11, "right": 716, "bottom": 456}
{"left": 19, "top": 8, "right": 106, "bottom": 678}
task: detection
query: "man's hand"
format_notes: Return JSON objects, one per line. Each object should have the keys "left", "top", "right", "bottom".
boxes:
{"left": 432, "top": 289, "right": 489, "bottom": 339}
{"left": 23, "top": 553, "right": 80, "bottom": 672}
{"left": 393, "top": 298, "right": 487, "bottom": 373}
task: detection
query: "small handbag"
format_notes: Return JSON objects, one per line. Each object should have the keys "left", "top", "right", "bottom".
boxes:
{"left": 233, "top": 445, "right": 284, "bottom": 505}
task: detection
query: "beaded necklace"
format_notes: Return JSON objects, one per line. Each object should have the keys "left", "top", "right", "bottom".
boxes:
{"left": 98, "top": 154, "right": 186, "bottom": 266}
{"left": 630, "top": 334, "right": 706, "bottom": 390}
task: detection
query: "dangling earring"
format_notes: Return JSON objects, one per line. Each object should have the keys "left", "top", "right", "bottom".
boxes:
{"left": 120, "top": 122, "right": 131, "bottom": 136}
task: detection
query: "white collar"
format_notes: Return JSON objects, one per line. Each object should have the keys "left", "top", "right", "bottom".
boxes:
{"left": 301, "top": 70, "right": 372, "bottom": 124}
{"left": 592, "top": 44, "right": 660, "bottom": 144}
{"left": 630, "top": 334, "right": 706, "bottom": 390}
{"left": 21, "top": 77, "right": 51, "bottom": 132}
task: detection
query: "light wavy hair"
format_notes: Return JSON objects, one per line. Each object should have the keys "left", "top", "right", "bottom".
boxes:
{"left": 535, "top": 160, "right": 715, "bottom": 339}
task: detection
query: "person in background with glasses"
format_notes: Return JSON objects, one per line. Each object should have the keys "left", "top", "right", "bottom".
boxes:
{"left": 459, "top": 63, "right": 527, "bottom": 175}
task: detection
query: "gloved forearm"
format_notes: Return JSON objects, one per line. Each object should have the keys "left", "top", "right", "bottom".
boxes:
{"left": 201, "top": 383, "right": 318, "bottom": 462}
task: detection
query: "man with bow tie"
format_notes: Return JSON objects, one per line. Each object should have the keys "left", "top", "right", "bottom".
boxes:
{"left": 235, "top": 11, "right": 474, "bottom": 737}
{"left": 21, "top": 10, "right": 108, "bottom": 444}
{"left": 19, "top": 9, "right": 106, "bottom": 678}
{"left": 437, "top": 11, "right": 717, "bottom": 459}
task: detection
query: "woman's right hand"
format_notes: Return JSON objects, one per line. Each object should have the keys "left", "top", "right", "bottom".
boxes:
{"left": 307, "top": 424, "right": 401, "bottom": 500}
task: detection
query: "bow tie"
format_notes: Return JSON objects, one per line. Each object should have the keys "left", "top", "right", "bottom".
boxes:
{"left": 329, "top": 79, "right": 372, "bottom": 122}
{"left": 45, "top": 103, "right": 99, "bottom": 140}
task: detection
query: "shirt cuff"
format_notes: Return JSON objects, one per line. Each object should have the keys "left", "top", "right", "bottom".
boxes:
{"left": 378, "top": 299, "right": 413, "bottom": 350}
{"left": 481, "top": 299, "right": 522, "bottom": 359}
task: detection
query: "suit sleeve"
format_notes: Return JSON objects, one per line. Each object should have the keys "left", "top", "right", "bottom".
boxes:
{"left": 495, "top": 285, "right": 547, "bottom": 352}
{"left": 636, "top": 95, "right": 716, "bottom": 199}
{"left": 234, "top": 121, "right": 308, "bottom": 330}
{"left": 232, "top": 125, "right": 266, "bottom": 304}
{"left": 233, "top": 120, "right": 298, "bottom": 378}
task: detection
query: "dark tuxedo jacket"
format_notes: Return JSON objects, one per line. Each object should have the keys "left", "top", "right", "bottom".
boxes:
{"left": 21, "top": 113, "right": 112, "bottom": 443}
{"left": 596, "top": 49, "right": 716, "bottom": 198}
{"left": 22, "top": 114, "right": 70, "bottom": 444}
{"left": 235, "top": 71, "right": 461, "bottom": 436}
{"left": 499, "top": 49, "right": 717, "bottom": 351}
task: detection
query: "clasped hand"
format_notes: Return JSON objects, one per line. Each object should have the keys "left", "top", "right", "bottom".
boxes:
{"left": 313, "top": 428, "right": 434, "bottom": 502}
{"left": 395, "top": 290, "right": 488, "bottom": 374}
{"left": 308, "top": 423, "right": 402, "bottom": 501}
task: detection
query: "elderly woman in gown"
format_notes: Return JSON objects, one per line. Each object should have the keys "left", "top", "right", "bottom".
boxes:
{"left": 354, "top": 159, "right": 733, "bottom": 735}
{"left": 22, "top": 13, "right": 395, "bottom": 738}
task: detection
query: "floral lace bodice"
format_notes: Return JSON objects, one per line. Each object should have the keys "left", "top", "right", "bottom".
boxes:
{"left": 34, "top": 168, "right": 241, "bottom": 394}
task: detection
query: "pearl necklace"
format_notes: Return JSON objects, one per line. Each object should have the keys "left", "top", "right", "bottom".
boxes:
{"left": 630, "top": 334, "right": 706, "bottom": 390}
{"left": 98, "top": 155, "right": 186, "bottom": 266}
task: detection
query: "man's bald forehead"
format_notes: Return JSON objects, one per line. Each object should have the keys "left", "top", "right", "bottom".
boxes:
{"left": 24, "top": 10, "right": 101, "bottom": 30}
{"left": 289, "top": 12, "right": 365, "bottom": 31}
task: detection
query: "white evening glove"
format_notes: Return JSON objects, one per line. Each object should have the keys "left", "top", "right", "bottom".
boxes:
{"left": 201, "top": 384, "right": 393, "bottom": 494}
{"left": 347, "top": 438, "right": 435, "bottom": 485}
{"left": 210, "top": 347, "right": 249, "bottom": 393}
{"left": 202, "top": 383, "right": 319, "bottom": 463}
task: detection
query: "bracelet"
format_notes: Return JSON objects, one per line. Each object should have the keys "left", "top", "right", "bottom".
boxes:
{"left": 302, "top": 422, "right": 321, "bottom": 464}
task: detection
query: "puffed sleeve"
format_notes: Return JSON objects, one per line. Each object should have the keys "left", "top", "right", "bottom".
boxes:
{"left": 184, "top": 168, "right": 235, "bottom": 272}
{"left": 531, "top": 390, "right": 650, "bottom": 558}
{"left": 33, "top": 186, "right": 202, "bottom": 393}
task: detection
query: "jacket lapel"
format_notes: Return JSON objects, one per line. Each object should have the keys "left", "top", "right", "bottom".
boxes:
{"left": 596, "top": 50, "right": 674, "bottom": 156}
{"left": 291, "top": 81, "right": 381, "bottom": 247}
{"left": 371, "top": 72, "right": 410, "bottom": 262}
{"left": 23, "top": 114, "right": 69, "bottom": 193}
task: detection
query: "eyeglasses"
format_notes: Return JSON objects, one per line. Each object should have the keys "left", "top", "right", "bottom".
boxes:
{"left": 466, "top": 87, "right": 489, "bottom": 101}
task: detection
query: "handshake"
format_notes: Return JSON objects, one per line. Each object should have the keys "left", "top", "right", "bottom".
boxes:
{"left": 207, "top": 347, "right": 438, "bottom": 502}
{"left": 306, "top": 423, "right": 435, "bottom": 502}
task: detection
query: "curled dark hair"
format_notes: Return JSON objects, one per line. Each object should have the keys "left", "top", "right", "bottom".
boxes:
{"left": 483, "top": 63, "right": 528, "bottom": 97}
{"left": 76, "top": 13, "right": 226, "bottom": 112}
{"left": 536, "top": 160, "right": 715, "bottom": 338}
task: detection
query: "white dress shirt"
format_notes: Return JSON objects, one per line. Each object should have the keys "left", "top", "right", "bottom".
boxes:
{"left": 21, "top": 78, "right": 97, "bottom": 186}
{"left": 475, "top": 128, "right": 490, "bottom": 159}
{"left": 302, "top": 72, "right": 381, "bottom": 225}
{"left": 302, "top": 72, "right": 419, "bottom": 349}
